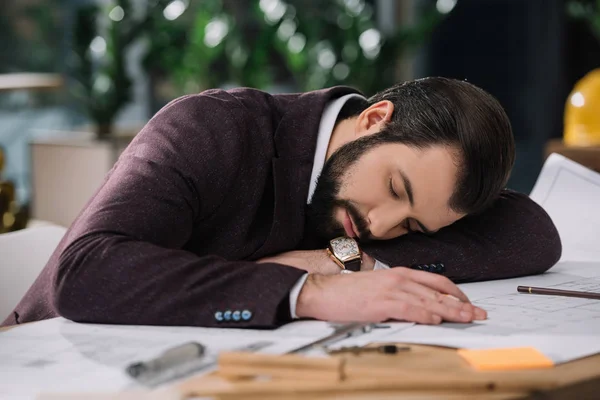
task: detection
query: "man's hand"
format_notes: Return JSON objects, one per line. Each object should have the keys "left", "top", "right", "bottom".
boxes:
{"left": 257, "top": 249, "right": 376, "bottom": 275}
{"left": 296, "top": 267, "right": 487, "bottom": 324}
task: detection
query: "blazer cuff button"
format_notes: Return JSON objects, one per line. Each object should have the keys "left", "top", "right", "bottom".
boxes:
{"left": 241, "top": 310, "right": 253, "bottom": 321}
{"left": 214, "top": 311, "right": 223, "bottom": 322}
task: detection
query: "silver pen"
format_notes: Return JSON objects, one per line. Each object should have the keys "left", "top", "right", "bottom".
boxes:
{"left": 126, "top": 341, "right": 205, "bottom": 378}
{"left": 288, "top": 322, "right": 374, "bottom": 354}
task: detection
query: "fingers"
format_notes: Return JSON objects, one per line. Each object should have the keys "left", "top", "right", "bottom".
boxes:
{"left": 431, "top": 292, "right": 488, "bottom": 321}
{"left": 387, "top": 292, "right": 487, "bottom": 324}
{"left": 473, "top": 306, "right": 487, "bottom": 320}
{"left": 401, "top": 279, "right": 459, "bottom": 306}
{"left": 442, "top": 294, "right": 487, "bottom": 320}
{"left": 401, "top": 268, "right": 470, "bottom": 303}
{"left": 386, "top": 269, "right": 487, "bottom": 323}
{"left": 388, "top": 289, "right": 471, "bottom": 323}
{"left": 381, "top": 298, "right": 442, "bottom": 325}
{"left": 401, "top": 282, "right": 466, "bottom": 317}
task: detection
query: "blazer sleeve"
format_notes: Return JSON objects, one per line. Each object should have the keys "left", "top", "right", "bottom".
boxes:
{"left": 363, "top": 190, "right": 562, "bottom": 283}
{"left": 52, "top": 94, "right": 305, "bottom": 328}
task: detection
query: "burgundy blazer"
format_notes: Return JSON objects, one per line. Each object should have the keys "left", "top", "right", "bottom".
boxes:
{"left": 2, "top": 87, "right": 561, "bottom": 328}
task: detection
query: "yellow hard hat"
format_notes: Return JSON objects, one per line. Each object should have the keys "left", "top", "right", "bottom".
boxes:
{"left": 564, "top": 68, "right": 600, "bottom": 146}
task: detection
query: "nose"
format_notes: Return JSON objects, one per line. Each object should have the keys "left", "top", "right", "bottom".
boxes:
{"left": 367, "top": 202, "right": 409, "bottom": 239}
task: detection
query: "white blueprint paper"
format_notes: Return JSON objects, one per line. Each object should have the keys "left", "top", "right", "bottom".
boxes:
{"left": 379, "top": 329, "right": 600, "bottom": 364}
{"left": 529, "top": 153, "right": 600, "bottom": 262}
{"left": 358, "top": 262, "right": 600, "bottom": 363}
{"left": 457, "top": 261, "right": 600, "bottom": 335}
{"left": 0, "top": 318, "right": 333, "bottom": 400}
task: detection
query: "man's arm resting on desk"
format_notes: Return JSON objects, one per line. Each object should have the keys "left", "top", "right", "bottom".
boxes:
{"left": 55, "top": 238, "right": 306, "bottom": 328}
{"left": 294, "top": 268, "right": 487, "bottom": 324}
{"left": 52, "top": 95, "right": 306, "bottom": 329}
{"left": 362, "top": 189, "right": 562, "bottom": 282}
{"left": 260, "top": 249, "right": 487, "bottom": 324}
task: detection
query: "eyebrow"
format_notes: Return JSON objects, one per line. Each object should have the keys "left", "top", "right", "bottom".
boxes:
{"left": 399, "top": 168, "right": 435, "bottom": 235}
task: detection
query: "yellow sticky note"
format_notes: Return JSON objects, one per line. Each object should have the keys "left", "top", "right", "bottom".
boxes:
{"left": 457, "top": 347, "right": 554, "bottom": 371}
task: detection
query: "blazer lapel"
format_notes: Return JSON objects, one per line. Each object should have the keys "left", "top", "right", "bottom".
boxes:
{"left": 252, "top": 157, "right": 313, "bottom": 257}
{"left": 249, "top": 86, "right": 362, "bottom": 258}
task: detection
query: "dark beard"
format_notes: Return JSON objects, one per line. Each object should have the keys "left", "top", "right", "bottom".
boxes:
{"left": 306, "top": 197, "right": 370, "bottom": 243}
{"left": 306, "top": 132, "right": 395, "bottom": 243}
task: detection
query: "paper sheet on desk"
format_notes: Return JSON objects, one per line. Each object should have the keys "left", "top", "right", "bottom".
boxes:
{"left": 353, "top": 262, "right": 600, "bottom": 364}
{"left": 327, "top": 322, "right": 415, "bottom": 349}
{"left": 385, "top": 328, "right": 600, "bottom": 364}
{"left": 530, "top": 153, "right": 600, "bottom": 262}
{"left": 0, "top": 318, "right": 335, "bottom": 400}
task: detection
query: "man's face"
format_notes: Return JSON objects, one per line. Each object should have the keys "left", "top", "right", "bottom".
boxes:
{"left": 307, "top": 136, "right": 465, "bottom": 243}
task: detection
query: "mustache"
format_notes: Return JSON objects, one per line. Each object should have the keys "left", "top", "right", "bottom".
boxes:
{"left": 335, "top": 199, "right": 371, "bottom": 241}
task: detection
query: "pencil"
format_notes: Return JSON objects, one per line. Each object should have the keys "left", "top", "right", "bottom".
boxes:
{"left": 517, "top": 285, "right": 600, "bottom": 300}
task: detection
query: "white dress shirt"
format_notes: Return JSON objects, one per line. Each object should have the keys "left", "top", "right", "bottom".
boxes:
{"left": 288, "top": 94, "right": 390, "bottom": 318}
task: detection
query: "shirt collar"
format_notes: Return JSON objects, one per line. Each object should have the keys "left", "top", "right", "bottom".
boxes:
{"left": 306, "top": 94, "right": 365, "bottom": 204}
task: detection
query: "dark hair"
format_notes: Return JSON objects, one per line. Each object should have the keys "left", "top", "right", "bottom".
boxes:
{"left": 337, "top": 77, "right": 515, "bottom": 215}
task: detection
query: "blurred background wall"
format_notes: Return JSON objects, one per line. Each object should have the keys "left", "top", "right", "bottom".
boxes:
{"left": 0, "top": 0, "right": 599, "bottom": 229}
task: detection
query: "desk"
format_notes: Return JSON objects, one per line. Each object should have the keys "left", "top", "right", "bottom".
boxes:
{"left": 3, "top": 322, "right": 600, "bottom": 400}
{"left": 176, "top": 344, "right": 600, "bottom": 400}
{"left": 546, "top": 139, "right": 600, "bottom": 172}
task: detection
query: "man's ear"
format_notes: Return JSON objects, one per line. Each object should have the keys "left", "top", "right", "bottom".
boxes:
{"left": 355, "top": 100, "right": 394, "bottom": 138}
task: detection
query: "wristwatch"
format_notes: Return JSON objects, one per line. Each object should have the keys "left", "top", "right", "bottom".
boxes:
{"left": 326, "top": 236, "right": 362, "bottom": 273}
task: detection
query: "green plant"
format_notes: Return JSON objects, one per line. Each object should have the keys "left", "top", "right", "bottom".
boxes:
{"left": 568, "top": 0, "right": 600, "bottom": 42}
{"left": 277, "top": 0, "right": 445, "bottom": 94}
{"left": 145, "top": 0, "right": 448, "bottom": 98}
{"left": 68, "top": 0, "right": 170, "bottom": 138}
{"left": 145, "top": 0, "right": 287, "bottom": 93}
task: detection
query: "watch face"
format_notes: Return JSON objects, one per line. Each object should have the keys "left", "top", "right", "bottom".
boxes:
{"left": 330, "top": 237, "right": 360, "bottom": 262}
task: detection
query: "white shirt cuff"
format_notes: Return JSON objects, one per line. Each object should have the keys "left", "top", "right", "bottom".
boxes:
{"left": 289, "top": 273, "right": 309, "bottom": 319}
{"left": 374, "top": 259, "right": 390, "bottom": 270}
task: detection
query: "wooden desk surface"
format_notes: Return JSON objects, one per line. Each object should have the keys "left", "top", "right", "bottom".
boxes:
{"left": 3, "top": 322, "right": 600, "bottom": 400}
{"left": 176, "top": 343, "right": 600, "bottom": 400}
